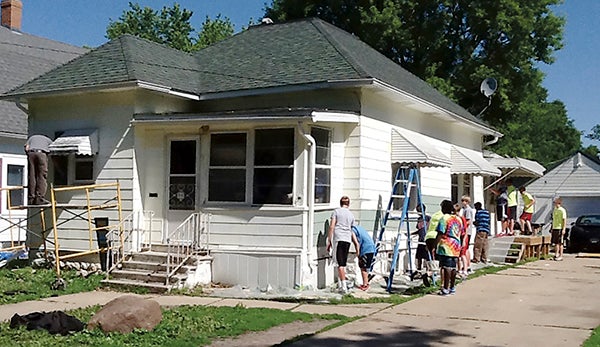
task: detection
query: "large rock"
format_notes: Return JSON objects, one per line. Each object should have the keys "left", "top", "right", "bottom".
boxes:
{"left": 87, "top": 295, "right": 162, "bottom": 333}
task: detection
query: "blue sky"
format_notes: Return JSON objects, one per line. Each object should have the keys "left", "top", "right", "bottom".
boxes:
{"left": 20, "top": 0, "right": 599, "bottom": 147}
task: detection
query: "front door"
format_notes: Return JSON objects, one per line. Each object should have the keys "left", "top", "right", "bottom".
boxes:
{"left": 166, "top": 139, "right": 197, "bottom": 237}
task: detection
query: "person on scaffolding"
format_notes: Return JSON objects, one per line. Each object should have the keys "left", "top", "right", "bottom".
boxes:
{"left": 25, "top": 134, "right": 53, "bottom": 205}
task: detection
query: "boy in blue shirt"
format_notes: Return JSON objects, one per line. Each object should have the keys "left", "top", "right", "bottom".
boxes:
{"left": 351, "top": 225, "right": 376, "bottom": 291}
{"left": 472, "top": 202, "right": 491, "bottom": 263}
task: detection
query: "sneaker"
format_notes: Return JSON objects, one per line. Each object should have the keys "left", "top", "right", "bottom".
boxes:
{"left": 359, "top": 284, "right": 370, "bottom": 291}
{"left": 438, "top": 288, "right": 450, "bottom": 296}
{"left": 449, "top": 287, "right": 456, "bottom": 295}
{"left": 555, "top": 256, "right": 563, "bottom": 261}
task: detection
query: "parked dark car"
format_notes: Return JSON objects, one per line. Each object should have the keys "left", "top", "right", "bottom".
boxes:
{"left": 567, "top": 215, "right": 600, "bottom": 252}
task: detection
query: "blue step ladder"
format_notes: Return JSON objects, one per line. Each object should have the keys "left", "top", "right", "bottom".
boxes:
{"left": 374, "top": 165, "right": 425, "bottom": 292}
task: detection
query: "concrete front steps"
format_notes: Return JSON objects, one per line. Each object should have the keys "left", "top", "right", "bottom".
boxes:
{"left": 102, "top": 244, "right": 212, "bottom": 293}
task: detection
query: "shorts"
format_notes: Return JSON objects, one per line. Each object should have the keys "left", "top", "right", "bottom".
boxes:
{"left": 520, "top": 212, "right": 532, "bottom": 221}
{"left": 425, "top": 238, "right": 437, "bottom": 260}
{"left": 358, "top": 253, "right": 374, "bottom": 270}
{"left": 507, "top": 206, "right": 517, "bottom": 220}
{"left": 551, "top": 229, "right": 564, "bottom": 245}
{"left": 334, "top": 241, "right": 351, "bottom": 267}
{"left": 437, "top": 254, "right": 457, "bottom": 269}
{"left": 460, "top": 235, "right": 470, "bottom": 256}
{"left": 415, "top": 244, "right": 429, "bottom": 260}
{"left": 496, "top": 204, "right": 506, "bottom": 221}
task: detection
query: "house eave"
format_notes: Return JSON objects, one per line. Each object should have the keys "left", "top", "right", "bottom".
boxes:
{"left": 368, "top": 79, "right": 503, "bottom": 138}
{"left": 0, "top": 80, "right": 199, "bottom": 101}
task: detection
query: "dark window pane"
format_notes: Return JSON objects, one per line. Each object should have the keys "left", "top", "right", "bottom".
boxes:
{"left": 315, "top": 168, "right": 330, "bottom": 203}
{"left": 210, "top": 133, "right": 246, "bottom": 166}
{"left": 169, "top": 176, "right": 195, "bottom": 210}
{"left": 170, "top": 141, "right": 196, "bottom": 174}
{"left": 7, "top": 165, "right": 23, "bottom": 185}
{"left": 209, "top": 169, "right": 246, "bottom": 202}
{"left": 255, "top": 128, "right": 294, "bottom": 165}
{"left": 311, "top": 128, "right": 331, "bottom": 165}
{"left": 75, "top": 160, "right": 93, "bottom": 180}
{"left": 253, "top": 168, "right": 293, "bottom": 204}
{"left": 52, "top": 156, "right": 68, "bottom": 186}
{"left": 7, "top": 165, "right": 24, "bottom": 206}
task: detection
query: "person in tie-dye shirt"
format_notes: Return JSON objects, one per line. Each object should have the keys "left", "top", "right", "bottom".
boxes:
{"left": 435, "top": 200, "right": 463, "bottom": 295}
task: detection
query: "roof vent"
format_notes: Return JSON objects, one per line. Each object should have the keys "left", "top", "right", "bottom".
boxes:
{"left": 574, "top": 152, "right": 583, "bottom": 168}
{"left": 261, "top": 17, "right": 274, "bottom": 25}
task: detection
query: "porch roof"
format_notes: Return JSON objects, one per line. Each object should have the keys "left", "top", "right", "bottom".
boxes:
{"left": 451, "top": 146, "right": 501, "bottom": 176}
{"left": 484, "top": 153, "right": 546, "bottom": 177}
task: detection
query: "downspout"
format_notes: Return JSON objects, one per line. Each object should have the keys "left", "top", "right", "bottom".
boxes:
{"left": 297, "top": 123, "right": 316, "bottom": 272}
{"left": 483, "top": 135, "right": 500, "bottom": 147}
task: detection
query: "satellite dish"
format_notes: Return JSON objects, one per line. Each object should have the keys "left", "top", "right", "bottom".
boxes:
{"left": 480, "top": 78, "right": 498, "bottom": 98}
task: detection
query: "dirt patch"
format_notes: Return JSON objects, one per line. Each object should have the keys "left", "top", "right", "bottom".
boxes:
{"left": 207, "top": 319, "right": 336, "bottom": 347}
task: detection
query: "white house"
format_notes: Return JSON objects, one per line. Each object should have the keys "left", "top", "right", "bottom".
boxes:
{"left": 1, "top": 18, "right": 503, "bottom": 288}
{"left": 527, "top": 151, "right": 600, "bottom": 227}
{"left": 0, "top": 0, "right": 86, "bottom": 248}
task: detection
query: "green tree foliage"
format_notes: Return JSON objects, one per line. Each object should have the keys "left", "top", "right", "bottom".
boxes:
{"left": 587, "top": 124, "right": 600, "bottom": 141}
{"left": 265, "top": 0, "right": 581, "bottom": 166}
{"left": 196, "top": 15, "right": 235, "bottom": 49}
{"left": 106, "top": 2, "right": 234, "bottom": 52}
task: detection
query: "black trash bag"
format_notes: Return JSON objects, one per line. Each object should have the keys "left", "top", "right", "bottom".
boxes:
{"left": 10, "top": 310, "right": 85, "bottom": 335}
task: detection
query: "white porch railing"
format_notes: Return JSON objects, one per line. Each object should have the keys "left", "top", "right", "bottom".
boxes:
{"left": 106, "top": 210, "right": 155, "bottom": 273}
{"left": 166, "top": 212, "right": 211, "bottom": 286}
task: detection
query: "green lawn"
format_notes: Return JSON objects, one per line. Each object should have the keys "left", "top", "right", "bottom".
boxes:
{"left": 583, "top": 325, "right": 600, "bottom": 347}
{"left": 0, "top": 304, "right": 344, "bottom": 347}
{"left": 0, "top": 267, "right": 103, "bottom": 305}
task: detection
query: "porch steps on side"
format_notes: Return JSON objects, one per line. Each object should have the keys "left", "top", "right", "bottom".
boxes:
{"left": 102, "top": 244, "right": 212, "bottom": 293}
{"left": 488, "top": 236, "right": 525, "bottom": 264}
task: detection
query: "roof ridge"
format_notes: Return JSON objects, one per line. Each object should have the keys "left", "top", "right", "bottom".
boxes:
{"left": 309, "top": 18, "right": 370, "bottom": 78}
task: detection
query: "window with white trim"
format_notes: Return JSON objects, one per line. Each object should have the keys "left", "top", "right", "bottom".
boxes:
{"left": 208, "top": 133, "right": 247, "bottom": 202}
{"left": 7, "top": 164, "right": 25, "bottom": 207}
{"left": 253, "top": 128, "right": 294, "bottom": 205}
{"left": 312, "top": 127, "right": 331, "bottom": 203}
{"left": 51, "top": 154, "right": 95, "bottom": 186}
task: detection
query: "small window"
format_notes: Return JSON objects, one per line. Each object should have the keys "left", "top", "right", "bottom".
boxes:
{"left": 74, "top": 156, "right": 94, "bottom": 182}
{"left": 312, "top": 127, "right": 331, "bottom": 203}
{"left": 7, "top": 164, "right": 24, "bottom": 207}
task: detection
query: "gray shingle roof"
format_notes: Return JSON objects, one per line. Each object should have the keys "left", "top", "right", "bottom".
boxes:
{"left": 0, "top": 26, "right": 87, "bottom": 137}
{"left": 3, "top": 18, "right": 495, "bottom": 132}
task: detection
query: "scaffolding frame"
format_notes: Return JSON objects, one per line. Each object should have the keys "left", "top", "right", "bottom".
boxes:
{"left": 0, "top": 181, "right": 124, "bottom": 277}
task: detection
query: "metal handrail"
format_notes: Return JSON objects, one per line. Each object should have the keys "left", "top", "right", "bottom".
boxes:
{"left": 166, "top": 212, "right": 211, "bottom": 287}
{"left": 105, "top": 210, "right": 155, "bottom": 274}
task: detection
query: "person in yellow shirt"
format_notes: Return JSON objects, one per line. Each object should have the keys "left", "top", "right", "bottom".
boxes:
{"left": 519, "top": 186, "right": 535, "bottom": 235}
{"left": 505, "top": 179, "right": 518, "bottom": 235}
{"left": 551, "top": 197, "right": 567, "bottom": 261}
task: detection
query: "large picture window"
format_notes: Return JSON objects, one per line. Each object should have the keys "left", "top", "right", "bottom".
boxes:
{"left": 312, "top": 127, "right": 331, "bottom": 203}
{"left": 253, "top": 128, "right": 294, "bottom": 204}
{"left": 209, "top": 133, "right": 246, "bottom": 202}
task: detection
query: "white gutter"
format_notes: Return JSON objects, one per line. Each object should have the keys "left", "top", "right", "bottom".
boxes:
{"left": 297, "top": 123, "right": 316, "bottom": 271}
{"left": 483, "top": 135, "right": 500, "bottom": 147}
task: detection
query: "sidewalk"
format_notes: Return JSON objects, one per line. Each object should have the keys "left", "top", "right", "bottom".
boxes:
{"left": 1, "top": 254, "right": 599, "bottom": 346}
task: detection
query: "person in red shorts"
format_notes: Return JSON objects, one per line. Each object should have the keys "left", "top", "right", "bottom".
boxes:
{"left": 519, "top": 186, "right": 536, "bottom": 235}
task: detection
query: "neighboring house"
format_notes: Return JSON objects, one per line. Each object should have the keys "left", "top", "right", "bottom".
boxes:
{"left": 527, "top": 151, "right": 600, "bottom": 227}
{"left": 0, "top": 0, "right": 86, "bottom": 247}
{"left": 1, "top": 18, "right": 503, "bottom": 288}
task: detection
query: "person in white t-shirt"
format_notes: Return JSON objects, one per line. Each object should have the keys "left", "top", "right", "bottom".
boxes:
{"left": 327, "top": 196, "right": 356, "bottom": 293}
